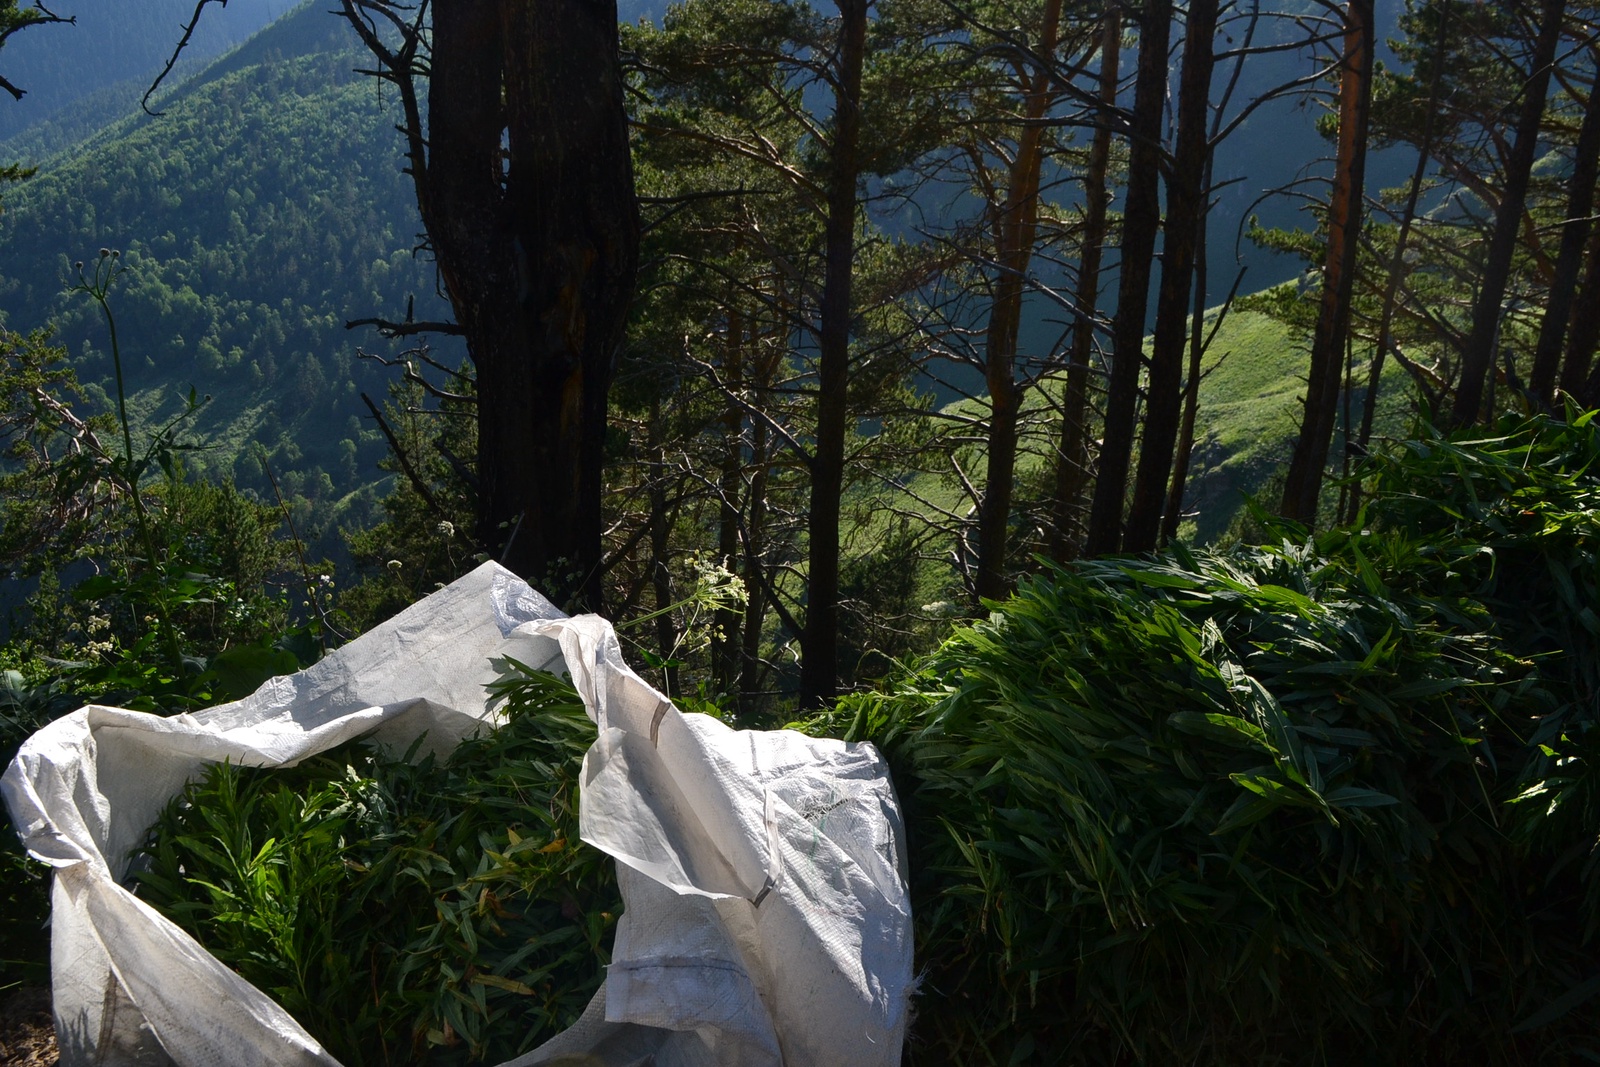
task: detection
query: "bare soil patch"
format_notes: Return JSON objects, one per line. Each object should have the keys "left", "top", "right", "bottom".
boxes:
{"left": 0, "top": 986, "right": 57, "bottom": 1067}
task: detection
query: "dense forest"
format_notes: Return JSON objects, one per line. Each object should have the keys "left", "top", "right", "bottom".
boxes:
{"left": 0, "top": 5, "right": 462, "bottom": 555}
{"left": 6, "top": 0, "right": 1600, "bottom": 1061}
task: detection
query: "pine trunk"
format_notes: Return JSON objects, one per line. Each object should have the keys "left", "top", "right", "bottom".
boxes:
{"left": 976, "top": 0, "right": 1062, "bottom": 601}
{"left": 740, "top": 419, "right": 771, "bottom": 717}
{"left": 714, "top": 310, "right": 745, "bottom": 696}
{"left": 1124, "top": 0, "right": 1217, "bottom": 553}
{"left": 1051, "top": 6, "right": 1119, "bottom": 563}
{"left": 1281, "top": 0, "right": 1372, "bottom": 525}
{"left": 1568, "top": 233, "right": 1600, "bottom": 401}
{"left": 799, "top": 0, "right": 867, "bottom": 709}
{"left": 648, "top": 398, "right": 679, "bottom": 699}
{"left": 1355, "top": 11, "right": 1447, "bottom": 464}
{"left": 1085, "top": 0, "right": 1171, "bottom": 556}
{"left": 1162, "top": 213, "right": 1214, "bottom": 546}
{"left": 1451, "top": 0, "right": 1565, "bottom": 426}
{"left": 1531, "top": 59, "right": 1600, "bottom": 402}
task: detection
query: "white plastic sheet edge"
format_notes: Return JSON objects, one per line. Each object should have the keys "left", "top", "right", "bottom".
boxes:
{"left": 2, "top": 562, "right": 913, "bottom": 1067}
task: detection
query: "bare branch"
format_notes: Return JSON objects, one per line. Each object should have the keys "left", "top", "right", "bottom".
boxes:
{"left": 360, "top": 391, "right": 448, "bottom": 518}
{"left": 346, "top": 315, "right": 465, "bottom": 337}
{"left": 142, "top": 0, "right": 225, "bottom": 115}
{"left": 0, "top": 4, "right": 73, "bottom": 101}
{"left": 685, "top": 348, "right": 816, "bottom": 469}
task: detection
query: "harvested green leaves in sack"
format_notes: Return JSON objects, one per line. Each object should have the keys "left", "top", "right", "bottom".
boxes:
{"left": 133, "top": 661, "right": 620, "bottom": 1066}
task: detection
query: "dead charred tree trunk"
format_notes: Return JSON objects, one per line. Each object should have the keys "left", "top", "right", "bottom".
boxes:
{"left": 1085, "top": 0, "right": 1171, "bottom": 556}
{"left": 341, "top": 0, "right": 639, "bottom": 610}
{"left": 975, "top": 0, "right": 1062, "bottom": 601}
{"left": 1281, "top": 0, "right": 1373, "bottom": 525}
{"left": 1451, "top": 0, "right": 1565, "bottom": 426}
{"left": 799, "top": 0, "right": 867, "bottom": 709}
{"left": 1051, "top": 5, "right": 1119, "bottom": 563}
{"left": 1124, "top": 0, "right": 1218, "bottom": 553}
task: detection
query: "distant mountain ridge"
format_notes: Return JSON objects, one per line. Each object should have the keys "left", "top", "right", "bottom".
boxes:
{"left": 0, "top": 1, "right": 461, "bottom": 552}
{"left": 0, "top": 0, "right": 283, "bottom": 146}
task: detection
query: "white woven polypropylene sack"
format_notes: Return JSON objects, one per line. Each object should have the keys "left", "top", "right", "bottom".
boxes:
{"left": 2, "top": 562, "right": 912, "bottom": 1066}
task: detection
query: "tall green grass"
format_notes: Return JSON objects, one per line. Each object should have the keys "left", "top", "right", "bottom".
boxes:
{"left": 805, "top": 413, "right": 1600, "bottom": 1064}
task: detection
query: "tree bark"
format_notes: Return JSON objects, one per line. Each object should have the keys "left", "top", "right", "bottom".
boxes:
{"left": 1531, "top": 49, "right": 1600, "bottom": 403}
{"left": 1281, "top": 0, "right": 1372, "bottom": 525}
{"left": 1051, "top": 5, "right": 1119, "bottom": 563}
{"left": 975, "top": 0, "right": 1062, "bottom": 601}
{"left": 740, "top": 412, "right": 771, "bottom": 717}
{"left": 343, "top": 0, "right": 639, "bottom": 610}
{"left": 1354, "top": 7, "right": 1448, "bottom": 479}
{"left": 1451, "top": 0, "right": 1565, "bottom": 427}
{"left": 647, "top": 395, "right": 679, "bottom": 697}
{"left": 1568, "top": 232, "right": 1600, "bottom": 401}
{"left": 1162, "top": 213, "right": 1220, "bottom": 546}
{"left": 1124, "top": 0, "right": 1218, "bottom": 553}
{"left": 1161, "top": 0, "right": 1264, "bottom": 544}
{"left": 798, "top": 0, "right": 867, "bottom": 709}
{"left": 714, "top": 308, "right": 745, "bottom": 696}
{"left": 1085, "top": 0, "right": 1171, "bottom": 556}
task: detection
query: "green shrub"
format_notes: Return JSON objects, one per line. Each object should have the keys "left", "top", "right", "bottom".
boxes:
{"left": 804, "top": 413, "right": 1600, "bottom": 1064}
{"left": 1359, "top": 413, "right": 1600, "bottom": 927}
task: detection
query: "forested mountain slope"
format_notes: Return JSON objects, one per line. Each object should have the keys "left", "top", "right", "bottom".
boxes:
{"left": 0, "top": 0, "right": 1426, "bottom": 568}
{"left": 0, "top": 1, "right": 461, "bottom": 549}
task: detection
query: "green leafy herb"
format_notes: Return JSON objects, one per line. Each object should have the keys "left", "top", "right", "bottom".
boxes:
{"left": 134, "top": 661, "right": 618, "bottom": 1066}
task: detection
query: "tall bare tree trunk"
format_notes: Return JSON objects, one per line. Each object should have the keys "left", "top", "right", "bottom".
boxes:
{"left": 713, "top": 309, "right": 745, "bottom": 696}
{"left": 1281, "top": 0, "right": 1372, "bottom": 525}
{"left": 740, "top": 414, "right": 771, "bottom": 717}
{"left": 1531, "top": 47, "right": 1600, "bottom": 403}
{"left": 1124, "top": 0, "right": 1218, "bottom": 552}
{"left": 976, "top": 0, "right": 1062, "bottom": 601}
{"left": 648, "top": 395, "right": 679, "bottom": 697}
{"left": 1354, "top": 7, "right": 1448, "bottom": 480}
{"left": 1160, "top": 0, "right": 1264, "bottom": 544}
{"left": 1086, "top": 0, "right": 1171, "bottom": 556}
{"left": 1161, "top": 214, "right": 1218, "bottom": 546}
{"left": 1051, "top": 5, "right": 1120, "bottom": 563}
{"left": 1568, "top": 233, "right": 1600, "bottom": 400}
{"left": 799, "top": 0, "right": 867, "bottom": 708}
{"left": 1452, "top": 0, "right": 1565, "bottom": 426}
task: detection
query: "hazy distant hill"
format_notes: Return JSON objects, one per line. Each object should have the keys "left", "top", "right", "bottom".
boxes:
{"left": 0, "top": 2, "right": 461, "bottom": 550}
{"left": 0, "top": 0, "right": 283, "bottom": 148}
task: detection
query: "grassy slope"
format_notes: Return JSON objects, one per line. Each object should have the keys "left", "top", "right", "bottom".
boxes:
{"left": 850, "top": 306, "right": 1418, "bottom": 598}
{"left": 1180, "top": 309, "right": 1309, "bottom": 540}
{"left": 1182, "top": 308, "right": 1416, "bottom": 541}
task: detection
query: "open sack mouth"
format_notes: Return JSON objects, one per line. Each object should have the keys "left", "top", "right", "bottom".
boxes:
{"left": 4, "top": 562, "right": 912, "bottom": 1067}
